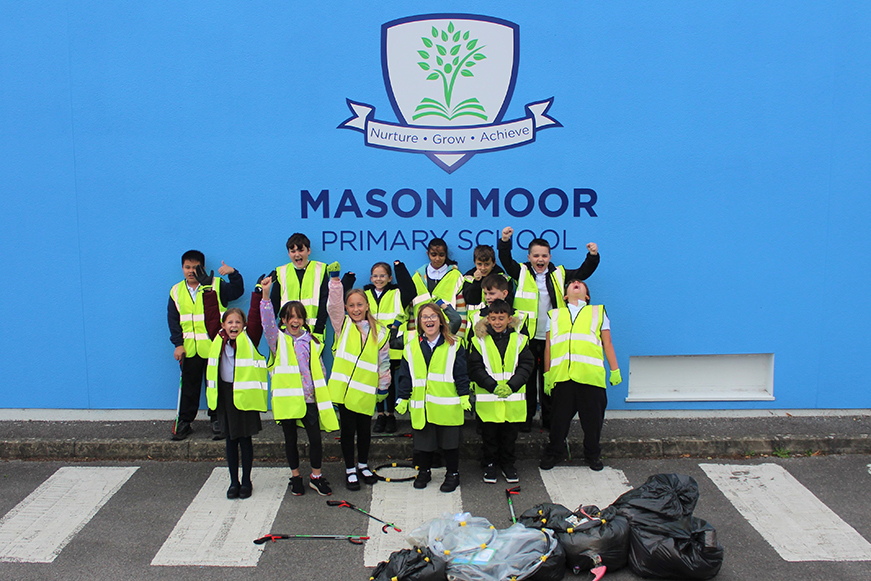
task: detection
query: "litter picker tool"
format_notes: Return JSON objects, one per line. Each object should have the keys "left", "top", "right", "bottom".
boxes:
{"left": 172, "top": 358, "right": 184, "bottom": 436}
{"left": 254, "top": 534, "right": 369, "bottom": 545}
{"left": 505, "top": 486, "right": 521, "bottom": 524}
{"left": 327, "top": 499, "right": 402, "bottom": 533}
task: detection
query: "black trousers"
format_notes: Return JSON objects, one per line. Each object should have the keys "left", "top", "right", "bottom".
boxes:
{"left": 282, "top": 403, "right": 323, "bottom": 470}
{"left": 178, "top": 354, "right": 215, "bottom": 423}
{"left": 481, "top": 422, "right": 519, "bottom": 467}
{"left": 338, "top": 404, "right": 371, "bottom": 468}
{"left": 547, "top": 381, "right": 607, "bottom": 461}
{"left": 524, "top": 339, "right": 551, "bottom": 426}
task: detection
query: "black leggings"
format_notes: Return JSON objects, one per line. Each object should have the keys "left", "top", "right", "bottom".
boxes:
{"left": 338, "top": 404, "right": 371, "bottom": 468}
{"left": 226, "top": 436, "right": 254, "bottom": 486}
{"left": 282, "top": 403, "right": 323, "bottom": 470}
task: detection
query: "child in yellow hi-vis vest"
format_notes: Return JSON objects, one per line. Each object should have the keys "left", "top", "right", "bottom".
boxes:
{"left": 203, "top": 285, "right": 267, "bottom": 500}
{"left": 467, "top": 299, "right": 534, "bottom": 484}
{"left": 540, "top": 278, "right": 621, "bottom": 472}
{"left": 259, "top": 275, "right": 338, "bottom": 497}
{"left": 327, "top": 273, "right": 391, "bottom": 491}
{"left": 395, "top": 303, "right": 471, "bottom": 493}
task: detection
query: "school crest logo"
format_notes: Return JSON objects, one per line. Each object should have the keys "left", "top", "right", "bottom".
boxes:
{"left": 339, "top": 14, "right": 561, "bottom": 174}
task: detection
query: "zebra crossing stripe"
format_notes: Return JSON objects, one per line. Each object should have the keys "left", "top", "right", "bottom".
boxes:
{"left": 151, "top": 467, "right": 288, "bottom": 567}
{"left": 700, "top": 463, "right": 871, "bottom": 561}
{"left": 0, "top": 466, "right": 138, "bottom": 563}
{"left": 363, "top": 468, "right": 462, "bottom": 567}
{"left": 539, "top": 466, "right": 632, "bottom": 510}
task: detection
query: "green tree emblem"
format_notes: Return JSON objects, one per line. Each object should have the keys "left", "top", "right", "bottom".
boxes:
{"left": 415, "top": 22, "right": 487, "bottom": 121}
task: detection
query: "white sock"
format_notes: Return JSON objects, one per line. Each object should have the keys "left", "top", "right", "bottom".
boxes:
{"left": 346, "top": 467, "right": 358, "bottom": 482}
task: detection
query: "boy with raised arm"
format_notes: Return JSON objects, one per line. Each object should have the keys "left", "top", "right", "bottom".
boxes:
{"left": 497, "top": 227, "right": 599, "bottom": 431}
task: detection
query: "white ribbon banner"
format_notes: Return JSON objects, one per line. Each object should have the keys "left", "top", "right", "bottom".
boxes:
{"left": 339, "top": 98, "right": 560, "bottom": 154}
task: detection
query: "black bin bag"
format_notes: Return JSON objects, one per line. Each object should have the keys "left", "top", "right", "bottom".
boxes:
{"left": 369, "top": 546, "right": 446, "bottom": 581}
{"left": 627, "top": 516, "right": 724, "bottom": 580}
{"left": 611, "top": 473, "right": 724, "bottom": 580}
{"left": 519, "top": 503, "right": 631, "bottom": 574}
{"left": 555, "top": 505, "right": 630, "bottom": 574}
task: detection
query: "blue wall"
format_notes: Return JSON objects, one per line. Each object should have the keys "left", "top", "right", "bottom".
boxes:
{"left": 2, "top": 1, "right": 869, "bottom": 410}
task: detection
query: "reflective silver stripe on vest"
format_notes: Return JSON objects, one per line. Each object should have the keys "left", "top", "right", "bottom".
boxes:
{"left": 317, "top": 401, "right": 333, "bottom": 412}
{"left": 179, "top": 313, "right": 206, "bottom": 322}
{"left": 476, "top": 393, "right": 525, "bottom": 403}
{"left": 235, "top": 359, "right": 267, "bottom": 369}
{"left": 234, "top": 380, "right": 269, "bottom": 391}
{"left": 550, "top": 353, "right": 605, "bottom": 368}
{"left": 313, "top": 377, "right": 327, "bottom": 388}
{"left": 184, "top": 332, "right": 211, "bottom": 341}
{"left": 410, "top": 399, "right": 425, "bottom": 409}
{"left": 348, "top": 380, "right": 377, "bottom": 395}
{"left": 330, "top": 372, "right": 351, "bottom": 384}
{"left": 272, "top": 388, "right": 305, "bottom": 398}
{"left": 208, "top": 358, "right": 219, "bottom": 367}
{"left": 426, "top": 394, "right": 460, "bottom": 406}
{"left": 274, "top": 365, "right": 301, "bottom": 375}
{"left": 412, "top": 293, "right": 431, "bottom": 306}
{"left": 299, "top": 298, "right": 318, "bottom": 306}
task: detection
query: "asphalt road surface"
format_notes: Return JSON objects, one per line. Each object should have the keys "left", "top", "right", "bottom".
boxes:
{"left": 0, "top": 455, "right": 869, "bottom": 580}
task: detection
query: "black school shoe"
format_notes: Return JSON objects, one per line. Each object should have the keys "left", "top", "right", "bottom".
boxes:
{"left": 239, "top": 484, "right": 252, "bottom": 499}
{"left": 539, "top": 451, "right": 565, "bottom": 471}
{"left": 413, "top": 469, "right": 432, "bottom": 489}
{"left": 346, "top": 470, "right": 361, "bottom": 491}
{"left": 384, "top": 414, "right": 397, "bottom": 433}
{"left": 359, "top": 466, "right": 378, "bottom": 485}
{"left": 373, "top": 415, "right": 387, "bottom": 433}
{"left": 440, "top": 472, "right": 460, "bottom": 493}
{"left": 171, "top": 421, "right": 193, "bottom": 441}
{"left": 586, "top": 457, "right": 604, "bottom": 471}
{"left": 226, "top": 484, "right": 240, "bottom": 499}
{"left": 289, "top": 476, "right": 305, "bottom": 496}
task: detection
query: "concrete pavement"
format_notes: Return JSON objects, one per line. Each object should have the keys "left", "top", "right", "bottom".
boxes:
{"left": 1, "top": 409, "right": 869, "bottom": 462}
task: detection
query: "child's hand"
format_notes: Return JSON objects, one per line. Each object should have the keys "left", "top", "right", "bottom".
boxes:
{"left": 260, "top": 275, "right": 273, "bottom": 295}
{"left": 195, "top": 265, "right": 214, "bottom": 287}
{"left": 218, "top": 261, "right": 235, "bottom": 275}
{"left": 173, "top": 346, "right": 186, "bottom": 361}
{"left": 501, "top": 226, "right": 514, "bottom": 241}
{"left": 494, "top": 384, "right": 511, "bottom": 398}
{"left": 586, "top": 242, "right": 598, "bottom": 255}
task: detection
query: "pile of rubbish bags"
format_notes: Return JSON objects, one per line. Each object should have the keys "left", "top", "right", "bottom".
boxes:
{"left": 369, "top": 473, "right": 724, "bottom": 580}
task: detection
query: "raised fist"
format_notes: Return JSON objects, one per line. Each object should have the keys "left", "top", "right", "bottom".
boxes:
{"left": 501, "top": 226, "right": 514, "bottom": 241}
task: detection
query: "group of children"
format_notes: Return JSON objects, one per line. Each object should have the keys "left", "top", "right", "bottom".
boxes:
{"left": 167, "top": 230, "right": 621, "bottom": 499}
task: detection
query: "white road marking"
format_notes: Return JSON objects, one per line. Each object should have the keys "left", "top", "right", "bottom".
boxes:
{"left": 151, "top": 467, "right": 288, "bottom": 567}
{"left": 701, "top": 463, "right": 871, "bottom": 561}
{"left": 539, "top": 466, "right": 632, "bottom": 511}
{"left": 363, "top": 468, "right": 462, "bottom": 567}
{"left": 0, "top": 466, "right": 138, "bottom": 563}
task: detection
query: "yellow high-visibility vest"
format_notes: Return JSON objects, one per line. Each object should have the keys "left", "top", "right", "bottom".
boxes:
{"left": 170, "top": 277, "right": 223, "bottom": 357}
{"left": 275, "top": 261, "right": 326, "bottom": 333}
{"left": 268, "top": 332, "right": 338, "bottom": 431}
{"left": 328, "top": 316, "right": 388, "bottom": 415}
{"left": 206, "top": 331, "right": 268, "bottom": 411}
{"left": 405, "top": 332, "right": 464, "bottom": 429}
{"left": 512, "top": 265, "right": 565, "bottom": 338}
{"left": 548, "top": 304, "right": 607, "bottom": 388}
{"left": 366, "top": 287, "right": 406, "bottom": 360}
{"left": 472, "top": 332, "right": 527, "bottom": 423}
